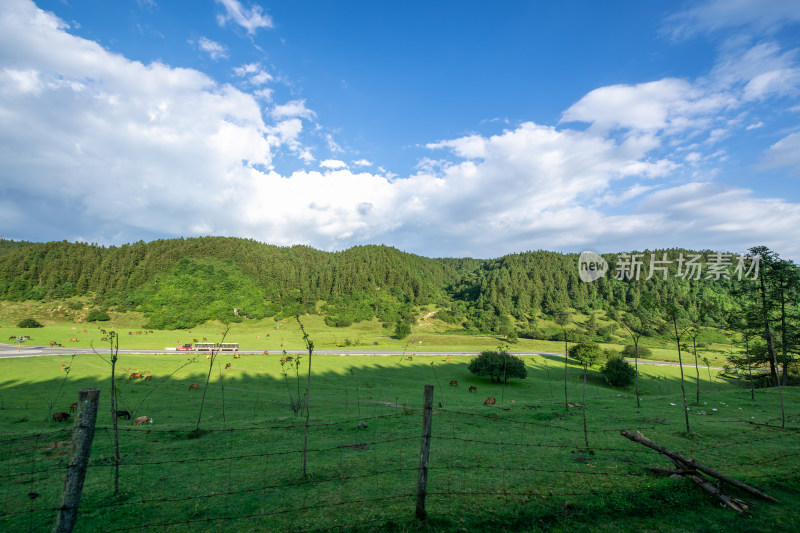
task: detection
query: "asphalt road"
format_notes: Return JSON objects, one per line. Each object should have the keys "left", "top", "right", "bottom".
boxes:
{"left": 0, "top": 343, "right": 723, "bottom": 368}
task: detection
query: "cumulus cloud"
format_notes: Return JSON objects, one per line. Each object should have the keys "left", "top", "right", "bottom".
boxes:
{"left": 215, "top": 0, "right": 273, "bottom": 34}
{"left": 1, "top": 0, "right": 799, "bottom": 260}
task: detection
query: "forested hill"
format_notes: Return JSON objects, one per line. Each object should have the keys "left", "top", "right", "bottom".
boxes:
{"left": 0, "top": 237, "right": 752, "bottom": 330}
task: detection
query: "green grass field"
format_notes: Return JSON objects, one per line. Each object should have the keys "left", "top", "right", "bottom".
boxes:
{"left": 0, "top": 346, "right": 798, "bottom": 532}
{"left": 0, "top": 302, "right": 738, "bottom": 367}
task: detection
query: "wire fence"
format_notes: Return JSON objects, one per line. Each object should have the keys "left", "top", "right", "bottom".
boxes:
{"left": 1, "top": 383, "right": 799, "bottom": 532}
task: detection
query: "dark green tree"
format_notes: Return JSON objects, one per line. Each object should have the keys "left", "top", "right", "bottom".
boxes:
{"left": 468, "top": 349, "right": 527, "bottom": 383}
{"left": 394, "top": 321, "right": 411, "bottom": 339}
{"left": 601, "top": 354, "right": 636, "bottom": 387}
{"left": 17, "top": 317, "right": 42, "bottom": 328}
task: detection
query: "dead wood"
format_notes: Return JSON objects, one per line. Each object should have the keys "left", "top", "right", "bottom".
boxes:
{"left": 621, "top": 430, "right": 777, "bottom": 503}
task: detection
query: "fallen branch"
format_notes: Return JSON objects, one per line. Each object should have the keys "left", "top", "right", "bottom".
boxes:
{"left": 621, "top": 430, "right": 777, "bottom": 503}
{"left": 669, "top": 456, "right": 750, "bottom": 513}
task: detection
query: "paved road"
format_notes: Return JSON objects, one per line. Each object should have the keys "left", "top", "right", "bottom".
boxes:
{"left": 0, "top": 343, "right": 724, "bottom": 369}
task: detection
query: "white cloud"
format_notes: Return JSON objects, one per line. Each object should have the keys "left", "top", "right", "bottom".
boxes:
{"left": 215, "top": 0, "right": 273, "bottom": 34}
{"left": 2, "top": 0, "right": 800, "bottom": 260}
{"left": 271, "top": 99, "right": 316, "bottom": 120}
{"left": 320, "top": 159, "right": 347, "bottom": 169}
{"left": 665, "top": 0, "right": 800, "bottom": 39}
{"left": 233, "top": 62, "right": 273, "bottom": 86}
{"left": 761, "top": 132, "right": 800, "bottom": 172}
{"left": 196, "top": 37, "right": 228, "bottom": 60}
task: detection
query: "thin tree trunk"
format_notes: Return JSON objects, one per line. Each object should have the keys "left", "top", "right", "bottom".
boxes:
{"left": 563, "top": 332, "right": 569, "bottom": 410}
{"left": 582, "top": 364, "right": 589, "bottom": 449}
{"left": 693, "top": 337, "right": 700, "bottom": 403}
{"left": 109, "top": 334, "right": 119, "bottom": 495}
{"left": 759, "top": 274, "right": 785, "bottom": 427}
{"left": 673, "top": 319, "right": 690, "bottom": 434}
{"left": 633, "top": 338, "right": 640, "bottom": 408}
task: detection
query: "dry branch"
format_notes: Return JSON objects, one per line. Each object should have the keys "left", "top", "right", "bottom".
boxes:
{"left": 669, "top": 456, "right": 750, "bottom": 513}
{"left": 620, "top": 430, "right": 777, "bottom": 503}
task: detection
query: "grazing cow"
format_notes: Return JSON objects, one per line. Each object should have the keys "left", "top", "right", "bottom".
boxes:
{"left": 468, "top": 386, "right": 477, "bottom": 393}
{"left": 9, "top": 336, "right": 17, "bottom": 341}
{"left": 234, "top": 353, "right": 240, "bottom": 359}
{"left": 133, "top": 416, "right": 152, "bottom": 426}
{"left": 188, "top": 383, "right": 200, "bottom": 391}
{"left": 484, "top": 397, "right": 496, "bottom": 406}
{"left": 50, "top": 341, "right": 57, "bottom": 346}
{"left": 449, "top": 380, "right": 458, "bottom": 387}
{"left": 101, "top": 337, "right": 107, "bottom": 341}
{"left": 52, "top": 412, "right": 70, "bottom": 422}
{"left": 115, "top": 410, "right": 131, "bottom": 420}
{"left": 225, "top": 363, "right": 231, "bottom": 369}
{"left": 407, "top": 356, "right": 413, "bottom": 361}
{"left": 69, "top": 402, "right": 77, "bottom": 412}
{"left": 129, "top": 373, "right": 142, "bottom": 380}
{"left": 445, "top": 357, "right": 452, "bottom": 362}
{"left": 61, "top": 364, "right": 66, "bottom": 371}
{"left": 143, "top": 375, "right": 152, "bottom": 381}
{"left": 69, "top": 338, "right": 78, "bottom": 342}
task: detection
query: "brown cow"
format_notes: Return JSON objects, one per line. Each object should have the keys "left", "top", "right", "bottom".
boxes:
{"left": 407, "top": 356, "right": 413, "bottom": 361}
{"left": 225, "top": 363, "right": 231, "bottom": 369}
{"left": 52, "top": 412, "right": 70, "bottom": 422}
{"left": 143, "top": 375, "right": 152, "bottom": 381}
{"left": 129, "top": 373, "right": 142, "bottom": 380}
{"left": 61, "top": 364, "right": 66, "bottom": 371}
{"left": 234, "top": 353, "right": 241, "bottom": 358}
{"left": 468, "top": 386, "right": 477, "bottom": 393}
{"left": 188, "top": 383, "right": 200, "bottom": 391}
{"left": 69, "top": 402, "right": 77, "bottom": 412}
{"left": 69, "top": 338, "right": 78, "bottom": 342}
{"left": 133, "top": 416, "right": 152, "bottom": 426}
{"left": 449, "top": 380, "right": 458, "bottom": 387}
{"left": 445, "top": 357, "right": 452, "bottom": 362}
{"left": 484, "top": 397, "right": 496, "bottom": 406}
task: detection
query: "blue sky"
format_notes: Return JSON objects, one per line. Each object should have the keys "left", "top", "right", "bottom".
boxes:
{"left": 1, "top": 0, "right": 800, "bottom": 259}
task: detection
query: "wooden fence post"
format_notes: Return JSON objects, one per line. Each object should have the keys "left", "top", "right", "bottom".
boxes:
{"left": 52, "top": 388, "right": 101, "bottom": 533}
{"left": 416, "top": 384, "right": 434, "bottom": 520}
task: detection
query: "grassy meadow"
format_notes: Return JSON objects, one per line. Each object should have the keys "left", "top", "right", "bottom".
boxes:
{"left": 1, "top": 342, "right": 799, "bottom": 531}
{"left": 0, "top": 300, "right": 738, "bottom": 367}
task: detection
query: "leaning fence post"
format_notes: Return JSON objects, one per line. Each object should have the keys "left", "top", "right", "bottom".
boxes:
{"left": 416, "top": 384, "right": 434, "bottom": 520}
{"left": 52, "top": 388, "right": 101, "bottom": 533}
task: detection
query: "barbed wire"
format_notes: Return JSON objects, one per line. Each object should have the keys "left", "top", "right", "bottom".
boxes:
{"left": 85, "top": 434, "right": 419, "bottom": 469}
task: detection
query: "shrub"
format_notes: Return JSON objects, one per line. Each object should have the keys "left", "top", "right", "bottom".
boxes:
{"left": 621, "top": 344, "right": 652, "bottom": 359}
{"left": 602, "top": 355, "right": 637, "bottom": 387}
{"left": 17, "top": 318, "right": 43, "bottom": 328}
{"left": 86, "top": 309, "right": 110, "bottom": 322}
{"left": 394, "top": 321, "right": 411, "bottom": 339}
{"left": 468, "top": 350, "right": 527, "bottom": 383}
